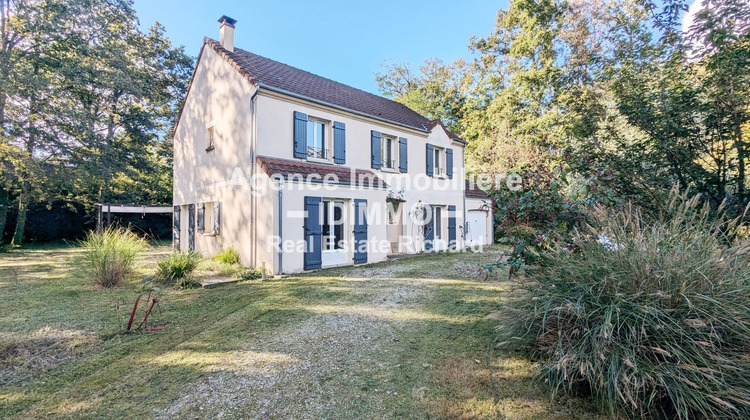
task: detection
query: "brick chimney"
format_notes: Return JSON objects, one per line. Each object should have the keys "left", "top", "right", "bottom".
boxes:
{"left": 218, "top": 15, "right": 237, "bottom": 52}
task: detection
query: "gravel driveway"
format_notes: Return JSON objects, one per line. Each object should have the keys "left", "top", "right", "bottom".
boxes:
{"left": 155, "top": 254, "right": 497, "bottom": 420}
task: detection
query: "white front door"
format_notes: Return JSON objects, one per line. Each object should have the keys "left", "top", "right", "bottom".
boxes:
{"left": 467, "top": 210, "right": 486, "bottom": 246}
{"left": 321, "top": 200, "right": 347, "bottom": 267}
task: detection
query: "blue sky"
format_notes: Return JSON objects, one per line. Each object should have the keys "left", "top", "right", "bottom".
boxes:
{"left": 131, "top": 0, "right": 505, "bottom": 94}
{"left": 132, "top": 0, "right": 703, "bottom": 95}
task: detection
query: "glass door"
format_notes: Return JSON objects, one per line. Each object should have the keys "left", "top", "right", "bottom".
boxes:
{"left": 321, "top": 200, "right": 347, "bottom": 266}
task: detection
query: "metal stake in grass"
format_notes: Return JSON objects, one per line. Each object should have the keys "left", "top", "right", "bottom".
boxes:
{"left": 126, "top": 287, "right": 163, "bottom": 332}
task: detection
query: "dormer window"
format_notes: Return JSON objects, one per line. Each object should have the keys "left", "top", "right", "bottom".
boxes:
{"left": 306, "top": 119, "right": 328, "bottom": 160}
{"left": 433, "top": 146, "right": 444, "bottom": 176}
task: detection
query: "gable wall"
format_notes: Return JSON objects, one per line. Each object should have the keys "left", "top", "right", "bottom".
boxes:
{"left": 173, "top": 46, "right": 257, "bottom": 264}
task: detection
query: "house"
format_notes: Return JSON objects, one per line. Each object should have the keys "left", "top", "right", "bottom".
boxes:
{"left": 173, "top": 16, "right": 492, "bottom": 274}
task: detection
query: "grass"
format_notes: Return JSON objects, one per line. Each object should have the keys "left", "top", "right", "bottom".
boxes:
{"left": 0, "top": 244, "right": 604, "bottom": 419}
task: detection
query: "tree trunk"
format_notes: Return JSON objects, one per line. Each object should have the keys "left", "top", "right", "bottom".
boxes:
{"left": 0, "top": 183, "right": 7, "bottom": 243}
{"left": 11, "top": 177, "right": 27, "bottom": 246}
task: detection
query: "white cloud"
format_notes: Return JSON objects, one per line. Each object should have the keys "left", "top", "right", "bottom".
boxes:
{"left": 681, "top": 0, "right": 703, "bottom": 34}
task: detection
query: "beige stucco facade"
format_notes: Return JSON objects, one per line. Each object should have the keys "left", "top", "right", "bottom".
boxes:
{"left": 174, "top": 43, "right": 485, "bottom": 274}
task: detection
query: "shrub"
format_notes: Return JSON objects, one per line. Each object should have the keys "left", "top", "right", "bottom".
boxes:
{"left": 155, "top": 250, "right": 201, "bottom": 286}
{"left": 214, "top": 248, "right": 240, "bottom": 265}
{"left": 80, "top": 227, "right": 147, "bottom": 287}
{"left": 232, "top": 268, "right": 263, "bottom": 280}
{"left": 481, "top": 162, "right": 618, "bottom": 279}
{"left": 499, "top": 191, "right": 750, "bottom": 419}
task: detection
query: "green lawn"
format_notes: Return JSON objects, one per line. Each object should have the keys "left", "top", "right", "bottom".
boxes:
{"left": 0, "top": 244, "right": 603, "bottom": 419}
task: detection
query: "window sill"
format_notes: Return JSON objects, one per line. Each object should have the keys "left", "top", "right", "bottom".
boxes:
{"left": 380, "top": 167, "right": 399, "bottom": 174}
{"left": 307, "top": 157, "right": 333, "bottom": 165}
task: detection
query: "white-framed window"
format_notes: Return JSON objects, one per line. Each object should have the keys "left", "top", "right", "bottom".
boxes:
{"left": 381, "top": 135, "right": 396, "bottom": 169}
{"left": 196, "top": 203, "right": 205, "bottom": 233}
{"left": 206, "top": 126, "right": 215, "bottom": 152}
{"left": 200, "top": 201, "right": 221, "bottom": 236}
{"left": 434, "top": 206, "right": 442, "bottom": 239}
{"left": 321, "top": 200, "right": 345, "bottom": 250}
{"left": 306, "top": 118, "right": 329, "bottom": 161}
{"left": 434, "top": 146, "right": 444, "bottom": 176}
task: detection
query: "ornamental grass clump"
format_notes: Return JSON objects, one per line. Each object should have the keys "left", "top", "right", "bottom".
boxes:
{"left": 214, "top": 247, "right": 240, "bottom": 265}
{"left": 499, "top": 189, "right": 750, "bottom": 419}
{"left": 155, "top": 250, "right": 201, "bottom": 287}
{"left": 80, "top": 227, "right": 147, "bottom": 288}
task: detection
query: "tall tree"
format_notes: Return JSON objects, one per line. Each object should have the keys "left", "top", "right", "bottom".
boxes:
{"left": 688, "top": 0, "right": 750, "bottom": 202}
{"left": 376, "top": 58, "right": 471, "bottom": 133}
{"left": 1, "top": 0, "right": 191, "bottom": 245}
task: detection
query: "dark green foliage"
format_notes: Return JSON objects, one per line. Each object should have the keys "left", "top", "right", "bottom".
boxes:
{"left": 232, "top": 268, "right": 264, "bottom": 281}
{"left": 0, "top": 0, "right": 192, "bottom": 245}
{"left": 481, "top": 163, "right": 618, "bottom": 278}
{"left": 214, "top": 248, "right": 240, "bottom": 265}
{"left": 498, "top": 191, "right": 750, "bottom": 419}
{"left": 155, "top": 251, "right": 201, "bottom": 286}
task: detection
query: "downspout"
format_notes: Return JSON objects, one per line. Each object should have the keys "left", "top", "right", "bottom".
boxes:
{"left": 461, "top": 146, "right": 467, "bottom": 248}
{"left": 278, "top": 178, "right": 283, "bottom": 274}
{"left": 250, "top": 86, "right": 260, "bottom": 268}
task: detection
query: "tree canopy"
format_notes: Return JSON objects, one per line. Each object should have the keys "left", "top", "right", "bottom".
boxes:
{"left": 0, "top": 0, "right": 192, "bottom": 244}
{"left": 377, "top": 0, "right": 750, "bottom": 214}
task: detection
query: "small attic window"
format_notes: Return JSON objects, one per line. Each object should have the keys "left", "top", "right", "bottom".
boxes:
{"left": 206, "top": 126, "right": 215, "bottom": 152}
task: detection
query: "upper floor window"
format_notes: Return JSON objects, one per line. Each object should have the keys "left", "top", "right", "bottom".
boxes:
{"left": 206, "top": 126, "right": 215, "bottom": 152}
{"left": 382, "top": 135, "right": 395, "bottom": 169}
{"left": 294, "top": 111, "right": 346, "bottom": 164}
{"left": 306, "top": 119, "right": 328, "bottom": 160}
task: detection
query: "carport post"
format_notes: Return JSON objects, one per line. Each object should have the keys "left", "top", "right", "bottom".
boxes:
{"left": 96, "top": 204, "right": 103, "bottom": 233}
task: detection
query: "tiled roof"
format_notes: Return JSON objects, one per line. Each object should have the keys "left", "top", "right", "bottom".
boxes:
{"left": 205, "top": 38, "right": 433, "bottom": 133}
{"left": 256, "top": 156, "right": 388, "bottom": 188}
{"left": 465, "top": 180, "right": 490, "bottom": 198}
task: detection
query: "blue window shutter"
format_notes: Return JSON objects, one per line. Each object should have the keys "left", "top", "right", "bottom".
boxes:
{"left": 293, "top": 111, "right": 307, "bottom": 159}
{"left": 447, "top": 205, "right": 457, "bottom": 249}
{"left": 187, "top": 204, "right": 195, "bottom": 251}
{"left": 398, "top": 137, "right": 408, "bottom": 173}
{"left": 426, "top": 144, "right": 434, "bottom": 177}
{"left": 446, "top": 148, "right": 453, "bottom": 179}
{"left": 423, "top": 205, "right": 434, "bottom": 251}
{"left": 304, "top": 196, "right": 322, "bottom": 269}
{"left": 371, "top": 131, "right": 381, "bottom": 169}
{"left": 333, "top": 122, "right": 346, "bottom": 164}
{"left": 353, "top": 199, "right": 368, "bottom": 264}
